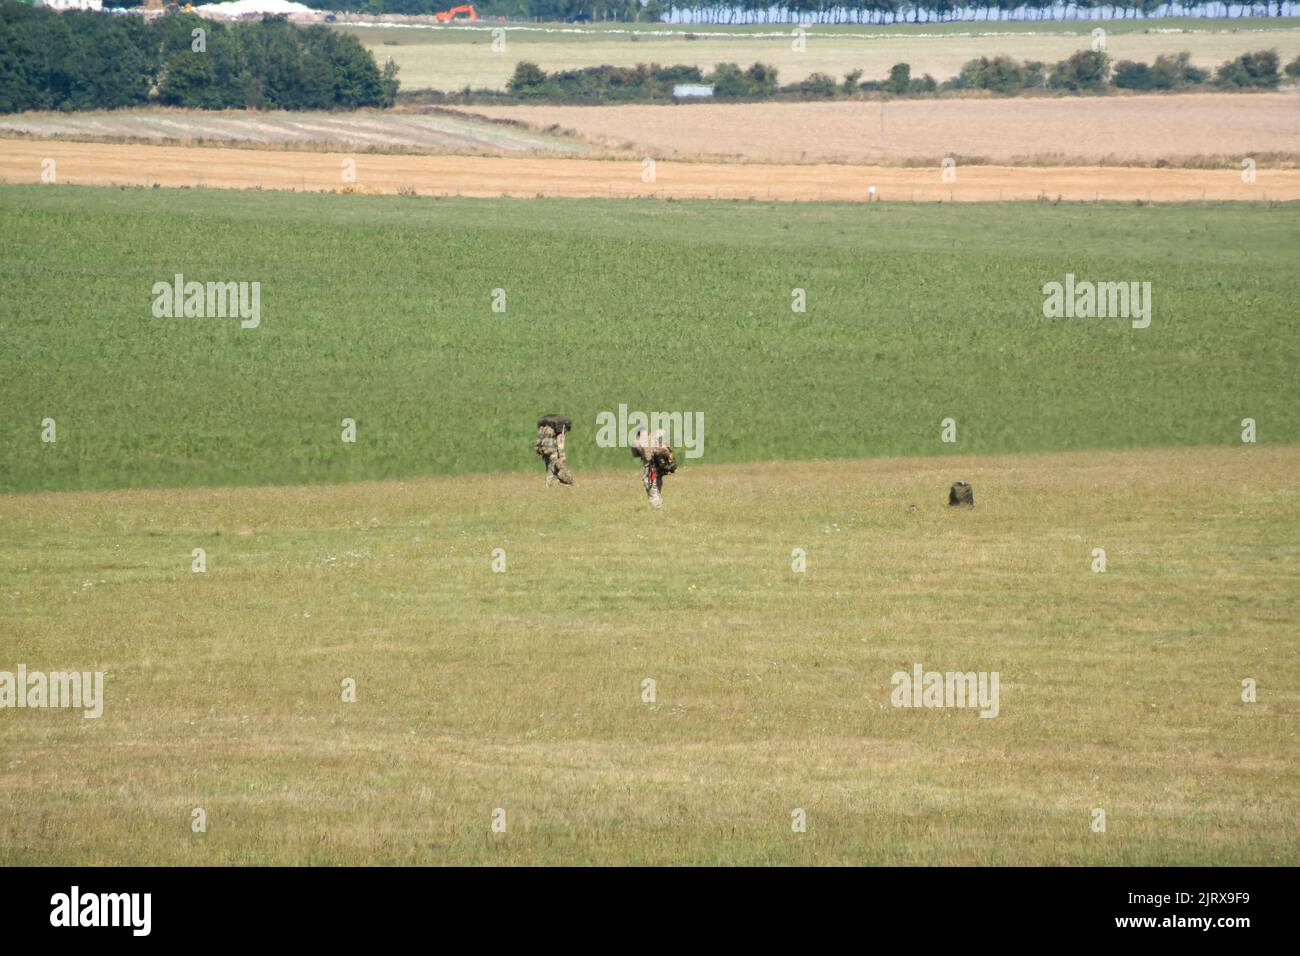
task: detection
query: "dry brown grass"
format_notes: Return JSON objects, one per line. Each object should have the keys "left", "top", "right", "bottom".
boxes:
{"left": 453, "top": 92, "right": 1300, "bottom": 166}
{"left": 1, "top": 447, "right": 1296, "bottom": 864}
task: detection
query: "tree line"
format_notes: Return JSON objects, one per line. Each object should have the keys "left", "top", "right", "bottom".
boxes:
{"left": 498, "top": 47, "right": 1299, "bottom": 100}
{"left": 0, "top": 3, "right": 398, "bottom": 113}
{"left": 285, "top": 0, "right": 1293, "bottom": 22}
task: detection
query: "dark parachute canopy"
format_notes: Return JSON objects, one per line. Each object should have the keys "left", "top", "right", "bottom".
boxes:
{"left": 538, "top": 414, "right": 572, "bottom": 434}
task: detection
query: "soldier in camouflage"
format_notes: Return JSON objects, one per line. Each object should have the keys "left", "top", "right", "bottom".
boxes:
{"left": 631, "top": 427, "right": 676, "bottom": 509}
{"left": 535, "top": 415, "right": 574, "bottom": 487}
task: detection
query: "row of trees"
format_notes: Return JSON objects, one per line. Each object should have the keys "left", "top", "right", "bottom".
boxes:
{"left": 502, "top": 47, "right": 1299, "bottom": 99}
{"left": 0, "top": 4, "right": 398, "bottom": 113}
{"left": 285, "top": 0, "right": 1294, "bottom": 21}
{"left": 654, "top": 1, "right": 1295, "bottom": 22}
{"left": 504, "top": 59, "right": 936, "bottom": 99}
{"left": 949, "top": 47, "right": 1296, "bottom": 91}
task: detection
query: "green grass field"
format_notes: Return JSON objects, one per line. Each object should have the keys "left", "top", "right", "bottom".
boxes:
{"left": 1, "top": 185, "right": 1296, "bottom": 865}
{"left": 0, "top": 447, "right": 1296, "bottom": 865}
{"left": 2, "top": 186, "right": 1297, "bottom": 493}
{"left": 339, "top": 17, "right": 1300, "bottom": 90}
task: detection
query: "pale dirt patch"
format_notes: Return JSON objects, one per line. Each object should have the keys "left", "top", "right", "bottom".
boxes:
{"left": 4, "top": 139, "right": 1299, "bottom": 202}
{"left": 453, "top": 93, "right": 1300, "bottom": 166}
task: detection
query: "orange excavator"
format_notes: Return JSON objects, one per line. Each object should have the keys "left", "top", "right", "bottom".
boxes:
{"left": 435, "top": 5, "right": 478, "bottom": 21}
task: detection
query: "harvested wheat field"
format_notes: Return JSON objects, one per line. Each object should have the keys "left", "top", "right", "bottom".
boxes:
{"left": 4, "top": 139, "right": 1299, "bottom": 202}
{"left": 457, "top": 93, "right": 1300, "bottom": 166}
{"left": 0, "top": 107, "right": 585, "bottom": 155}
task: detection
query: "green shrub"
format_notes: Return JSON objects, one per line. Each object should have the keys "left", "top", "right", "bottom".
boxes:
{"left": 1151, "top": 52, "right": 1208, "bottom": 88}
{"left": 1049, "top": 50, "right": 1110, "bottom": 92}
{"left": 946, "top": 56, "right": 1041, "bottom": 95}
{"left": 909, "top": 73, "right": 938, "bottom": 94}
{"left": 706, "top": 62, "right": 748, "bottom": 98}
{"left": 653, "top": 63, "right": 705, "bottom": 85}
{"left": 1075, "top": 51, "right": 1203, "bottom": 93}
{"left": 1214, "top": 50, "right": 1280, "bottom": 89}
{"left": 883, "top": 62, "right": 911, "bottom": 95}
{"left": 1112, "top": 60, "right": 1154, "bottom": 91}
{"left": 791, "top": 72, "right": 837, "bottom": 98}
{"left": 743, "top": 62, "right": 778, "bottom": 96}
{"left": 506, "top": 61, "right": 547, "bottom": 95}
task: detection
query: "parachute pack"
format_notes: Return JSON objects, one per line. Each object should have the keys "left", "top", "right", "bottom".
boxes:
{"left": 632, "top": 439, "right": 676, "bottom": 475}
{"left": 537, "top": 415, "right": 572, "bottom": 434}
{"left": 948, "top": 481, "right": 973, "bottom": 507}
{"left": 535, "top": 415, "right": 572, "bottom": 463}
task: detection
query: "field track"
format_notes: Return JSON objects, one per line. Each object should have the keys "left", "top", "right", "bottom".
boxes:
{"left": 5, "top": 140, "right": 1299, "bottom": 201}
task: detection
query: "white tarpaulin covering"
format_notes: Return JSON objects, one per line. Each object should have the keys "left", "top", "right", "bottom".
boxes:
{"left": 195, "top": 0, "right": 316, "bottom": 16}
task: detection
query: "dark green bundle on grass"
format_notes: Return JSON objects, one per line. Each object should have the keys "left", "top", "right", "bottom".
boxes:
{"left": 949, "top": 481, "right": 974, "bottom": 507}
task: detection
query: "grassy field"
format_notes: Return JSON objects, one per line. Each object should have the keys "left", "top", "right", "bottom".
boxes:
{"left": 340, "top": 18, "right": 1300, "bottom": 90}
{"left": 0, "top": 445, "right": 1296, "bottom": 865}
{"left": 2, "top": 185, "right": 1298, "bottom": 494}
{"left": 2, "top": 183, "right": 1297, "bottom": 865}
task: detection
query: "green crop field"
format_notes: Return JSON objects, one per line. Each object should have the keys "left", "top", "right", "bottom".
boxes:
{"left": 2, "top": 185, "right": 1297, "bottom": 494}
{"left": 1, "top": 185, "right": 1297, "bottom": 866}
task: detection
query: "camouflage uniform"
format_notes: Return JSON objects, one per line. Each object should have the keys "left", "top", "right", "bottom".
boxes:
{"left": 632, "top": 429, "right": 676, "bottom": 509}
{"left": 535, "top": 424, "right": 574, "bottom": 486}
